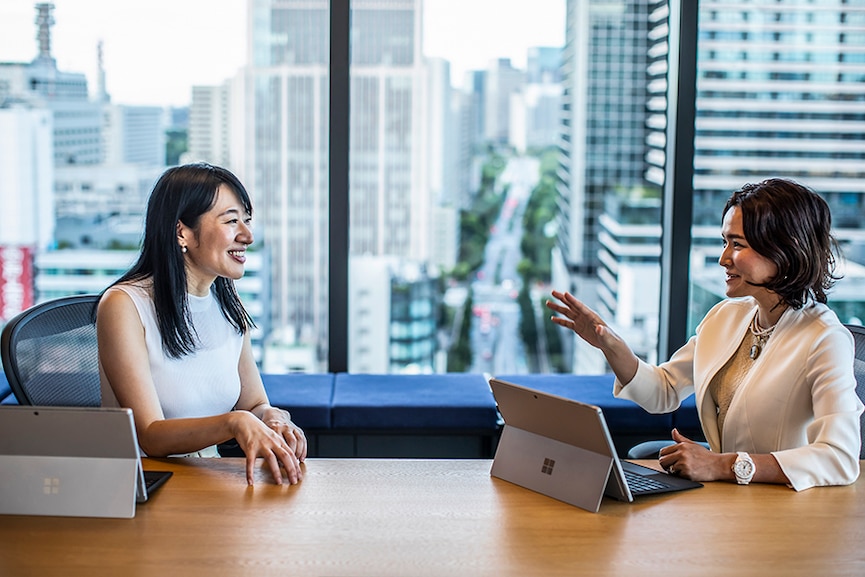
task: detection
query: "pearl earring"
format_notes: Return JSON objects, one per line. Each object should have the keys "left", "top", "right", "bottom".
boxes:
{"left": 181, "top": 246, "right": 187, "bottom": 253}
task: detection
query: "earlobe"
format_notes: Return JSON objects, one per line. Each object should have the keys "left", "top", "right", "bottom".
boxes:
{"left": 176, "top": 221, "right": 189, "bottom": 253}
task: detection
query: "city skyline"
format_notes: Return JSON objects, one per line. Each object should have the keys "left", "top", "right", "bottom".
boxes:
{"left": 5, "top": 0, "right": 861, "bottom": 375}
{"left": 0, "top": 0, "right": 566, "bottom": 107}
{"left": 0, "top": 0, "right": 565, "bottom": 106}
{"left": 0, "top": 0, "right": 246, "bottom": 107}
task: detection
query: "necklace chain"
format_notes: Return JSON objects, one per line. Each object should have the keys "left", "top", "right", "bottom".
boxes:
{"left": 749, "top": 315, "right": 777, "bottom": 360}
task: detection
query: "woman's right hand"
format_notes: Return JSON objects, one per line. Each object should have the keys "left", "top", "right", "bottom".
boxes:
{"left": 229, "top": 411, "right": 303, "bottom": 486}
{"left": 545, "top": 290, "right": 640, "bottom": 384}
{"left": 545, "top": 290, "right": 616, "bottom": 350}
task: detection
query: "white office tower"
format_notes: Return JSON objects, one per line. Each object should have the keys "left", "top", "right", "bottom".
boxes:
{"left": 483, "top": 58, "right": 524, "bottom": 146}
{"left": 186, "top": 83, "right": 233, "bottom": 168}
{"left": 101, "top": 105, "right": 166, "bottom": 166}
{"left": 425, "top": 57, "right": 460, "bottom": 271}
{"left": 0, "top": 108, "right": 53, "bottom": 321}
{"left": 509, "top": 82, "right": 563, "bottom": 154}
{"left": 510, "top": 46, "right": 563, "bottom": 154}
{"left": 349, "top": 255, "right": 438, "bottom": 374}
{"left": 248, "top": 0, "right": 429, "bottom": 371}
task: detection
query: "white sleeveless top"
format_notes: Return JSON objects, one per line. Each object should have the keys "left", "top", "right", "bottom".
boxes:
{"left": 100, "top": 282, "right": 243, "bottom": 421}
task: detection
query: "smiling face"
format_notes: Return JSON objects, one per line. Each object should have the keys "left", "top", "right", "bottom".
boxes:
{"left": 719, "top": 206, "right": 780, "bottom": 308}
{"left": 177, "top": 184, "right": 254, "bottom": 295}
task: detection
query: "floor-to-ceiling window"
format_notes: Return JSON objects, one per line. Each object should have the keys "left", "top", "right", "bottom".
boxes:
{"left": 2, "top": 0, "right": 863, "bottom": 377}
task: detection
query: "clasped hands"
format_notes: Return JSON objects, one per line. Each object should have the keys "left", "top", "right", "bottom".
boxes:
{"left": 233, "top": 408, "right": 307, "bottom": 486}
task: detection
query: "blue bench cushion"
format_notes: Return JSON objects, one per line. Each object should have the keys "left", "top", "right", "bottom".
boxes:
{"left": 262, "top": 373, "right": 334, "bottom": 429}
{"left": 331, "top": 373, "right": 499, "bottom": 429}
{"left": 494, "top": 374, "right": 674, "bottom": 434}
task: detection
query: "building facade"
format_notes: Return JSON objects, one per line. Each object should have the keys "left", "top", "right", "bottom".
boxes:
{"left": 559, "top": 0, "right": 865, "bottom": 373}
{"left": 247, "top": 0, "right": 432, "bottom": 371}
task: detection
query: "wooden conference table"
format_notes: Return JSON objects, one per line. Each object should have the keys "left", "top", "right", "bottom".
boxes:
{"left": 1, "top": 458, "right": 863, "bottom": 577}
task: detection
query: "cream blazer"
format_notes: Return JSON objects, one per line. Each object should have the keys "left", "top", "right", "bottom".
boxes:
{"left": 614, "top": 297, "right": 863, "bottom": 490}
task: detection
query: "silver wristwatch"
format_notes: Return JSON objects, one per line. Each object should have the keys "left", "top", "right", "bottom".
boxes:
{"left": 732, "top": 452, "right": 755, "bottom": 485}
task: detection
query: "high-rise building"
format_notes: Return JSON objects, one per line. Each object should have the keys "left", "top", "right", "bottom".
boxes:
{"left": 527, "top": 46, "right": 564, "bottom": 84}
{"left": 690, "top": 1, "right": 865, "bottom": 230}
{"left": 555, "top": 0, "right": 656, "bottom": 372}
{"left": 0, "top": 108, "right": 53, "bottom": 321}
{"left": 186, "top": 82, "right": 234, "bottom": 169}
{"left": 95, "top": 37, "right": 165, "bottom": 168}
{"left": 557, "top": 0, "right": 655, "bottom": 278}
{"left": 0, "top": 3, "right": 102, "bottom": 166}
{"left": 349, "top": 255, "right": 438, "bottom": 373}
{"left": 483, "top": 58, "right": 524, "bottom": 146}
{"left": 101, "top": 104, "right": 166, "bottom": 166}
{"left": 247, "top": 0, "right": 431, "bottom": 371}
{"left": 688, "top": 0, "right": 865, "bottom": 326}
{"left": 509, "top": 81, "right": 563, "bottom": 154}
{"left": 560, "top": 0, "right": 865, "bottom": 372}
{"left": 53, "top": 162, "right": 162, "bottom": 225}
{"left": 0, "top": 4, "right": 172, "bottom": 322}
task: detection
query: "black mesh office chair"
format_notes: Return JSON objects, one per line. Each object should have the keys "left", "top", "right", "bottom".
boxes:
{"left": 628, "top": 323, "right": 865, "bottom": 460}
{"left": 1, "top": 294, "right": 102, "bottom": 406}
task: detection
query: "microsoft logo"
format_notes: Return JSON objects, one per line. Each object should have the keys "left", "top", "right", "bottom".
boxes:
{"left": 541, "top": 458, "right": 555, "bottom": 475}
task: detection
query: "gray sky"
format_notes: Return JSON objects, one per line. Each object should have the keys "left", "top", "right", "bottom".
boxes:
{"left": 0, "top": 0, "right": 564, "bottom": 107}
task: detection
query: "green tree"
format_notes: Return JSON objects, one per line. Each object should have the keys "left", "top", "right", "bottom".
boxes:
{"left": 447, "top": 290, "right": 474, "bottom": 372}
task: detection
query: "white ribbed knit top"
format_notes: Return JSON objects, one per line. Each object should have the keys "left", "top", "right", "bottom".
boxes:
{"left": 101, "top": 282, "right": 242, "bottom": 420}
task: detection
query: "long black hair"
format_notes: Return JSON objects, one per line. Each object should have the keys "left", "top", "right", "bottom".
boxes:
{"left": 108, "top": 163, "right": 255, "bottom": 358}
{"left": 723, "top": 178, "right": 842, "bottom": 309}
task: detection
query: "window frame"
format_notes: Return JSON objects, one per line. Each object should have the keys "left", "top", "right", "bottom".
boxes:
{"left": 326, "top": 0, "right": 699, "bottom": 372}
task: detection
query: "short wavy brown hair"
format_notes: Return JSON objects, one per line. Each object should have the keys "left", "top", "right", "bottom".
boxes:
{"left": 723, "top": 178, "right": 841, "bottom": 308}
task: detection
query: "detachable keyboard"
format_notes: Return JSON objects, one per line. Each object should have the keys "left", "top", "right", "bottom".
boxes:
{"left": 623, "top": 468, "right": 673, "bottom": 494}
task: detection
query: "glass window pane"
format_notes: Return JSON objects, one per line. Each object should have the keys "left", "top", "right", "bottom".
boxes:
{"left": 347, "top": 0, "right": 568, "bottom": 374}
{"left": 249, "top": 0, "right": 330, "bottom": 373}
{"left": 688, "top": 1, "right": 865, "bottom": 333}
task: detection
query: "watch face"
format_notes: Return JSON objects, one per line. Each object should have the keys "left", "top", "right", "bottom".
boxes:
{"left": 735, "top": 459, "right": 754, "bottom": 478}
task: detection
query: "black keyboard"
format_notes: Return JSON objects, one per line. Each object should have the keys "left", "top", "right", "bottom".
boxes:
{"left": 143, "top": 470, "right": 167, "bottom": 490}
{"left": 138, "top": 470, "right": 173, "bottom": 502}
{"left": 623, "top": 469, "right": 671, "bottom": 493}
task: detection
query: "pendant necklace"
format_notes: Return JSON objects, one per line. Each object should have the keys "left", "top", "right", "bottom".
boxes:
{"left": 749, "top": 315, "right": 777, "bottom": 360}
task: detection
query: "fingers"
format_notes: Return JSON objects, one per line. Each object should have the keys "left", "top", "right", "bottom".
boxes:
{"left": 278, "top": 450, "right": 302, "bottom": 485}
{"left": 658, "top": 450, "right": 679, "bottom": 475}
{"left": 246, "top": 454, "right": 256, "bottom": 486}
{"left": 263, "top": 451, "right": 284, "bottom": 485}
{"left": 546, "top": 299, "right": 581, "bottom": 328}
{"left": 672, "top": 428, "right": 696, "bottom": 444}
{"left": 292, "top": 428, "right": 308, "bottom": 461}
{"left": 547, "top": 290, "right": 579, "bottom": 313}
{"left": 547, "top": 291, "right": 600, "bottom": 325}
{"left": 246, "top": 449, "right": 285, "bottom": 486}
{"left": 263, "top": 434, "right": 303, "bottom": 485}
{"left": 270, "top": 421, "right": 308, "bottom": 462}
{"left": 238, "top": 417, "right": 305, "bottom": 485}
{"left": 657, "top": 432, "right": 712, "bottom": 479}
{"left": 545, "top": 300, "right": 571, "bottom": 320}
{"left": 246, "top": 444, "right": 303, "bottom": 486}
